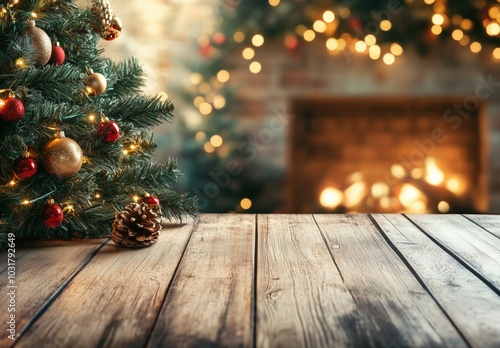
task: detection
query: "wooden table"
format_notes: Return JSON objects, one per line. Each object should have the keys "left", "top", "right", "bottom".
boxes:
{"left": 1, "top": 214, "right": 500, "bottom": 347}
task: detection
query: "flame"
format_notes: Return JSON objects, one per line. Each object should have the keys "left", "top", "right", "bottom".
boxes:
{"left": 446, "top": 178, "right": 465, "bottom": 195}
{"left": 319, "top": 187, "right": 343, "bottom": 209}
{"left": 399, "top": 184, "right": 425, "bottom": 209}
{"left": 371, "top": 182, "right": 390, "bottom": 198}
{"left": 425, "top": 157, "right": 444, "bottom": 186}
{"left": 344, "top": 182, "right": 366, "bottom": 208}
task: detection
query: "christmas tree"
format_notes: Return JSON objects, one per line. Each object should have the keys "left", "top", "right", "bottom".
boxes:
{"left": 0, "top": 0, "right": 197, "bottom": 249}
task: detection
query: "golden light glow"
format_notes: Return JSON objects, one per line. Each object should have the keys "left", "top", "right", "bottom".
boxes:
{"left": 431, "top": 25, "right": 443, "bottom": 35}
{"left": 122, "top": 150, "right": 129, "bottom": 155}
{"left": 319, "top": 187, "right": 343, "bottom": 209}
{"left": 380, "top": 20, "right": 392, "bottom": 31}
{"left": 194, "top": 96, "right": 205, "bottom": 108}
{"left": 364, "top": 34, "right": 376, "bottom": 46}
{"left": 326, "top": 38, "right": 338, "bottom": 50}
{"left": 95, "top": 193, "right": 101, "bottom": 199}
{"left": 268, "top": 0, "right": 280, "bottom": 6}
{"left": 432, "top": 13, "right": 444, "bottom": 25}
{"left": 355, "top": 40, "right": 367, "bottom": 53}
{"left": 21, "top": 199, "right": 30, "bottom": 205}
{"left": 210, "top": 135, "right": 223, "bottom": 147}
{"left": 337, "top": 38, "right": 347, "bottom": 50}
{"left": 488, "top": 6, "right": 500, "bottom": 19}
{"left": 446, "top": 178, "right": 466, "bottom": 195}
{"left": 199, "top": 82, "right": 210, "bottom": 94}
{"left": 399, "top": 184, "right": 424, "bottom": 209}
{"left": 411, "top": 168, "right": 424, "bottom": 179}
{"left": 30, "top": 12, "right": 37, "bottom": 18}
{"left": 470, "top": 41, "right": 482, "bottom": 53}
{"left": 295, "top": 25, "right": 307, "bottom": 36}
{"left": 234, "top": 31, "right": 245, "bottom": 43}
{"left": 213, "top": 95, "right": 226, "bottom": 109}
{"left": 198, "top": 35, "right": 209, "bottom": 46}
{"left": 424, "top": 0, "right": 435, "bottom": 4}
{"left": 303, "top": 29, "right": 316, "bottom": 42}
{"left": 204, "top": 142, "right": 215, "bottom": 153}
{"left": 217, "top": 70, "right": 230, "bottom": 83}
{"left": 15, "top": 58, "right": 26, "bottom": 68}
{"left": 240, "top": 198, "right": 252, "bottom": 210}
{"left": 9, "top": 180, "right": 16, "bottom": 186}
{"left": 66, "top": 204, "right": 74, "bottom": 212}
{"left": 438, "top": 201, "right": 450, "bottom": 213}
{"left": 339, "top": 8, "right": 351, "bottom": 18}
{"left": 190, "top": 73, "right": 203, "bottom": 85}
{"left": 459, "top": 35, "right": 470, "bottom": 46}
{"left": 252, "top": 34, "right": 265, "bottom": 47}
{"left": 390, "top": 43, "right": 403, "bottom": 56}
{"left": 88, "top": 113, "right": 96, "bottom": 122}
{"left": 493, "top": 47, "right": 500, "bottom": 60}
{"left": 460, "top": 19, "right": 473, "bottom": 30}
{"left": 433, "top": 2, "right": 446, "bottom": 13}
{"left": 133, "top": 195, "right": 140, "bottom": 202}
{"left": 199, "top": 102, "right": 213, "bottom": 115}
{"left": 344, "top": 182, "right": 366, "bottom": 208}
{"left": 249, "top": 61, "right": 262, "bottom": 74}
{"left": 486, "top": 22, "right": 500, "bottom": 36}
{"left": 383, "top": 53, "right": 395, "bottom": 65}
{"left": 425, "top": 157, "right": 444, "bottom": 186}
{"left": 323, "top": 10, "right": 335, "bottom": 23}
{"left": 452, "top": 29, "right": 464, "bottom": 41}
{"left": 313, "top": 20, "right": 327, "bottom": 33}
{"left": 369, "top": 45, "right": 381, "bottom": 60}
{"left": 242, "top": 47, "right": 255, "bottom": 60}
{"left": 195, "top": 131, "right": 206, "bottom": 142}
{"left": 371, "top": 182, "right": 390, "bottom": 198}
{"left": 391, "top": 164, "right": 406, "bottom": 179}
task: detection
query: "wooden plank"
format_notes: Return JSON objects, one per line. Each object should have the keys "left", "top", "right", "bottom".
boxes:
{"left": 407, "top": 214, "right": 500, "bottom": 293}
{"left": 148, "top": 214, "right": 255, "bottom": 348}
{"left": 257, "top": 214, "right": 466, "bottom": 347}
{"left": 0, "top": 239, "right": 108, "bottom": 348}
{"left": 465, "top": 214, "right": 500, "bottom": 239}
{"left": 314, "top": 214, "right": 467, "bottom": 347}
{"left": 16, "top": 221, "right": 195, "bottom": 348}
{"left": 373, "top": 214, "right": 500, "bottom": 347}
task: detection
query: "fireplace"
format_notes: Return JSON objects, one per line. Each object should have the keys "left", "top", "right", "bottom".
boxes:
{"left": 287, "top": 97, "right": 488, "bottom": 214}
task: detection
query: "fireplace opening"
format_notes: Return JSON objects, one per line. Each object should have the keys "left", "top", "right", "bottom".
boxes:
{"left": 287, "top": 97, "right": 488, "bottom": 214}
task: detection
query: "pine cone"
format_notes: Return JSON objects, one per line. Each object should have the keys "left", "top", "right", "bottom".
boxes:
{"left": 112, "top": 202, "right": 162, "bottom": 248}
{"left": 91, "top": 0, "right": 122, "bottom": 40}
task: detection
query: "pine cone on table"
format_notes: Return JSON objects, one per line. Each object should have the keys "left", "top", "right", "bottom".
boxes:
{"left": 112, "top": 202, "right": 162, "bottom": 248}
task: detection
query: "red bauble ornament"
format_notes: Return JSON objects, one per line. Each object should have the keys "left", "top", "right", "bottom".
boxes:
{"left": 0, "top": 93, "right": 25, "bottom": 123}
{"left": 97, "top": 118, "right": 120, "bottom": 143}
{"left": 49, "top": 42, "right": 65, "bottom": 65}
{"left": 41, "top": 199, "right": 64, "bottom": 228}
{"left": 142, "top": 194, "right": 160, "bottom": 205}
{"left": 13, "top": 149, "right": 37, "bottom": 180}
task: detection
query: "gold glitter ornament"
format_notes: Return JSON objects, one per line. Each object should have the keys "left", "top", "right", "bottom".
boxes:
{"left": 22, "top": 20, "right": 52, "bottom": 67}
{"left": 91, "top": 0, "right": 122, "bottom": 40}
{"left": 41, "top": 131, "right": 83, "bottom": 179}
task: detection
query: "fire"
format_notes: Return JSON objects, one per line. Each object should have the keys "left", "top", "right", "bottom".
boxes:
{"left": 344, "top": 182, "right": 366, "bottom": 208}
{"left": 319, "top": 187, "right": 343, "bottom": 209}
{"left": 425, "top": 157, "right": 444, "bottom": 186}
{"left": 399, "top": 183, "right": 426, "bottom": 210}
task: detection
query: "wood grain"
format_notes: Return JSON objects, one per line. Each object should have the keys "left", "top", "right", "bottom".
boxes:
{"left": 148, "top": 214, "right": 255, "bottom": 348}
{"left": 16, "top": 222, "right": 195, "bottom": 348}
{"left": 374, "top": 214, "right": 500, "bottom": 347}
{"left": 407, "top": 214, "right": 500, "bottom": 293}
{"left": 313, "top": 214, "right": 467, "bottom": 347}
{"left": 465, "top": 214, "right": 500, "bottom": 239}
{"left": 0, "top": 239, "right": 107, "bottom": 348}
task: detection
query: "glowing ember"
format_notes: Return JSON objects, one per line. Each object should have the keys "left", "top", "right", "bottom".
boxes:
{"left": 344, "top": 182, "right": 366, "bottom": 208}
{"left": 319, "top": 187, "right": 343, "bottom": 209}
{"left": 425, "top": 157, "right": 444, "bottom": 186}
